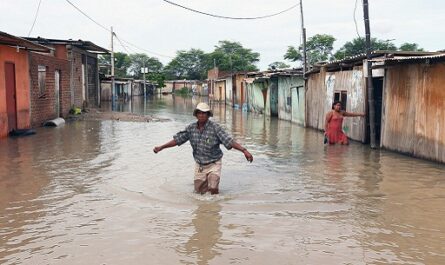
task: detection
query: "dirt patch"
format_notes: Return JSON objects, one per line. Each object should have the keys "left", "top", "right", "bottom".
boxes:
{"left": 69, "top": 108, "right": 169, "bottom": 123}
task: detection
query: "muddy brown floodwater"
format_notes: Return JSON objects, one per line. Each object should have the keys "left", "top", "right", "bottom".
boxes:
{"left": 1, "top": 95, "right": 445, "bottom": 265}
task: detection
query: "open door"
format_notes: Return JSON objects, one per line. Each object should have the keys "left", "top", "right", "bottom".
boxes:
{"left": 55, "top": 70, "right": 61, "bottom": 117}
{"left": 5, "top": 62, "right": 17, "bottom": 132}
{"left": 373, "top": 77, "right": 384, "bottom": 145}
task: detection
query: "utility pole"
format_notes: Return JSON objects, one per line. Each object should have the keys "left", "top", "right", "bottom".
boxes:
{"left": 363, "top": 0, "right": 377, "bottom": 148}
{"left": 299, "top": 0, "right": 307, "bottom": 76}
{"left": 110, "top": 26, "right": 115, "bottom": 111}
{"left": 142, "top": 62, "right": 147, "bottom": 101}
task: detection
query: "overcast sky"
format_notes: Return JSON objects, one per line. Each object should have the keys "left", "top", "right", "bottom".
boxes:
{"left": 1, "top": 0, "right": 444, "bottom": 70}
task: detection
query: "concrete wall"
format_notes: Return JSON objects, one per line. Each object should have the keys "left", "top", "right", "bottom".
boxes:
{"left": 214, "top": 80, "right": 226, "bottom": 101}
{"left": 0, "top": 46, "right": 31, "bottom": 137}
{"left": 277, "top": 76, "right": 304, "bottom": 122}
{"left": 225, "top": 77, "right": 233, "bottom": 106}
{"left": 247, "top": 81, "right": 267, "bottom": 114}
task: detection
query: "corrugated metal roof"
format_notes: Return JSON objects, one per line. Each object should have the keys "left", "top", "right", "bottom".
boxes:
{"left": 24, "top": 37, "right": 109, "bottom": 53}
{"left": 370, "top": 53, "right": 445, "bottom": 63}
{"left": 0, "top": 31, "right": 51, "bottom": 52}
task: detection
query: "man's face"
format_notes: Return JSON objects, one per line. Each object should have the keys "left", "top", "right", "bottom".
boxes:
{"left": 196, "top": 111, "right": 209, "bottom": 123}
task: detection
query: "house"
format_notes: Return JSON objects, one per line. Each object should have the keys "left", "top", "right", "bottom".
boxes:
{"left": 100, "top": 77, "right": 133, "bottom": 101}
{"left": 207, "top": 67, "right": 230, "bottom": 101}
{"left": 245, "top": 69, "right": 304, "bottom": 124}
{"left": 25, "top": 37, "right": 108, "bottom": 109}
{"left": 373, "top": 53, "right": 445, "bottom": 163}
{"left": 305, "top": 51, "right": 439, "bottom": 144}
{"left": 162, "top": 80, "right": 204, "bottom": 94}
{"left": 0, "top": 31, "right": 51, "bottom": 137}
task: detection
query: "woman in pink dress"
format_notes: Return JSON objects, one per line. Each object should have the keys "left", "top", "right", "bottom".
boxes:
{"left": 324, "top": 101, "right": 365, "bottom": 145}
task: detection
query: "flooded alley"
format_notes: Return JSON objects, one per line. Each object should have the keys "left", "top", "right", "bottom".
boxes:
{"left": 1, "top": 95, "right": 445, "bottom": 265}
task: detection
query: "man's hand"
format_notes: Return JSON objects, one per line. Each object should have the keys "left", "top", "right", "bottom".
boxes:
{"left": 153, "top": 146, "right": 162, "bottom": 153}
{"left": 243, "top": 149, "right": 253, "bottom": 163}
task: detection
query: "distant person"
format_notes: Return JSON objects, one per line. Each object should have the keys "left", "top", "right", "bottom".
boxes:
{"left": 153, "top": 102, "right": 253, "bottom": 195}
{"left": 324, "top": 101, "right": 365, "bottom": 145}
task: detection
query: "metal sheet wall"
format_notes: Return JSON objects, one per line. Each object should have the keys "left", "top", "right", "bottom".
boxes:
{"left": 306, "top": 66, "right": 366, "bottom": 142}
{"left": 382, "top": 63, "right": 445, "bottom": 163}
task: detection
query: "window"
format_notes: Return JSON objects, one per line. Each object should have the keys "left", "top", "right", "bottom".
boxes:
{"left": 333, "top": 91, "right": 347, "bottom": 110}
{"left": 38, "top": 65, "right": 46, "bottom": 96}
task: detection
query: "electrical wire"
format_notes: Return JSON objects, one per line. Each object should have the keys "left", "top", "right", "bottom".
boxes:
{"left": 28, "top": 0, "right": 43, "bottom": 37}
{"left": 64, "top": 0, "right": 174, "bottom": 58}
{"left": 118, "top": 37, "right": 175, "bottom": 58}
{"left": 162, "top": 0, "right": 298, "bottom": 20}
{"left": 114, "top": 34, "right": 132, "bottom": 54}
{"left": 65, "top": 0, "right": 110, "bottom": 32}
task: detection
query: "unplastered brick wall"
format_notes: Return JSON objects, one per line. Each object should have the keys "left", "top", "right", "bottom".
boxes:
{"left": 69, "top": 48, "right": 84, "bottom": 108}
{"left": 29, "top": 52, "right": 70, "bottom": 127}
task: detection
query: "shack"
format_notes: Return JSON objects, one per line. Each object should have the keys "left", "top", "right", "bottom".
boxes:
{"left": 373, "top": 53, "right": 445, "bottom": 163}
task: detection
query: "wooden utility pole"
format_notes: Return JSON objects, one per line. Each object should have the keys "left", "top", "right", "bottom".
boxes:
{"left": 110, "top": 26, "right": 115, "bottom": 110}
{"left": 299, "top": 0, "right": 307, "bottom": 75}
{"left": 363, "top": 0, "right": 377, "bottom": 148}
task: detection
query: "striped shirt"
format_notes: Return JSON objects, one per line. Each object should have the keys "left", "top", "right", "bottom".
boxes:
{"left": 174, "top": 120, "right": 233, "bottom": 165}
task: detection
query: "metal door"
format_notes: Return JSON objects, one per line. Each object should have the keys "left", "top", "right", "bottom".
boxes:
{"left": 5, "top": 62, "right": 17, "bottom": 132}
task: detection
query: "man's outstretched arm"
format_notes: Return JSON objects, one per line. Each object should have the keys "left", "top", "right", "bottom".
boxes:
{"left": 153, "top": 139, "right": 177, "bottom": 153}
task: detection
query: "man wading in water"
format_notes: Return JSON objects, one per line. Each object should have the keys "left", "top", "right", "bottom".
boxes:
{"left": 153, "top": 102, "right": 253, "bottom": 195}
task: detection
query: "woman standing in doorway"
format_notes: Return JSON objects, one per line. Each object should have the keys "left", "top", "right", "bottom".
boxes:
{"left": 325, "top": 101, "right": 365, "bottom": 145}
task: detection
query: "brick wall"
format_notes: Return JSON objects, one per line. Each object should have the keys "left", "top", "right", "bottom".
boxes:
{"left": 68, "top": 47, "right": 99, "bottom": 108}
{"left": 69, "top": 48, "right": 84, "bottom": 108}
{"left": 29, "top": 52, "right": 70, "bottom": 127}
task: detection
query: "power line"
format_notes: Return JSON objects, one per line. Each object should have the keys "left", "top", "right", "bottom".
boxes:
{"left": 114, "top": 34, "right": 131, "bottom": 54}
{"left": 64, "top": 0, "right": 174, "bottom": 58}
{"left": 65, "top": 0, "right": 110, "bottom": 32}
{"left": 162, "top": 0, "right": 298, "bottom": 20}
{"left": 118, "top": 37, "right": 175, "bottom": 58}
{"left": 28, "top": 0, "right": 43, "bottom": 37}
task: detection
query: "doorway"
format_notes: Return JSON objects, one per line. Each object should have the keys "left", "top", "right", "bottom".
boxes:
{"left": 5, "top": 62, "right": 17, "bottom": 132}
{"left": 55, "top": 70, "right": 61, "bottom": 117}
{"left": 373, "top": 77, "right": 384, "bottom": 144}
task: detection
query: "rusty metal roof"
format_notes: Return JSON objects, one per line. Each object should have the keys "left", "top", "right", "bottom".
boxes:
{"left": 370, "top": 53, "right": 445, "bottom": 64}
{"left": 0, "top": 31, "right": 51, "bottom": 52}
{"left": 24, "top": 37, "right": 109, "bottom": 53}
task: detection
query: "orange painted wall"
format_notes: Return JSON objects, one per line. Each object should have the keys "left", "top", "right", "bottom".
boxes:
{"left": 0, "top": 45, "right": 31, "bottom": 138}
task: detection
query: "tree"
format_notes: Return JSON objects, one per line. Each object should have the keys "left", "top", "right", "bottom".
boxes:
{"left": 399, "top": 42, "right": 424, "bottom": 52}
{"left": 334, "top": 37, "right": 397, "bottom": 59}
{"left": 268, "top": 61, "right": 290, "bottom": 70}
{"left": 98, "top": 52, "right": 131, "bottom": 78}
{"left": 164, "top": 49, "right": 209, "bottom": 80}
{"left": 208, "top": 40, "right": 260, "bottom": 72}
{"left": 128, "top": 53, "right": 163, "bottom": 79}
{"left": 284, "top": 34, "right": 336, "bottom": 65}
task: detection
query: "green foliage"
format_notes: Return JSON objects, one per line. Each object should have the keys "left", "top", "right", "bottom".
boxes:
{"left": 208, "top": 40, "right": 260, "bottom": 72}
{"left": 399, "top": 42, "right": 424, "bottom": 52}
{"left": 98, "top": 52, "right": 131, "bottom": 78}
{"left": 164, "top": 49, "right": 209, "bottom": 80}
{"left": 334, "top": 37, "right": 397, "bottom": 59}
{"left": 174, "top": 87, "right": 190, "bottom": 95}
{"left": 285, "top": 34, "right": 336, "bottom": 65}
{"left": 268, "top": 61, "right": 290, "bottom": 70}
{"left": 128, "top": 53, "right": 163, "bottom": 80}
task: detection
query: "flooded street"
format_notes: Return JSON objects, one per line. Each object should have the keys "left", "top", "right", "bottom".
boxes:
{"left": 1, "top": 95, "right": 445, "bottom": 265}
